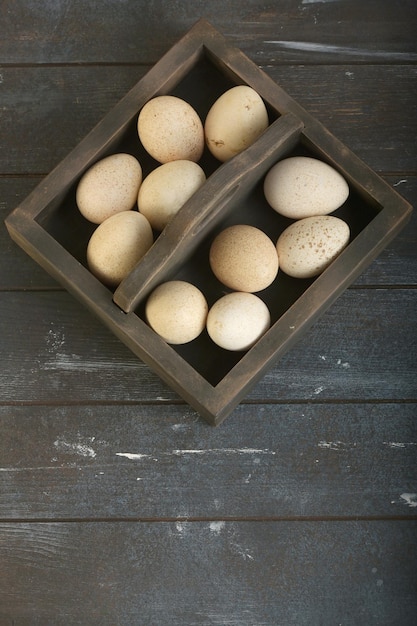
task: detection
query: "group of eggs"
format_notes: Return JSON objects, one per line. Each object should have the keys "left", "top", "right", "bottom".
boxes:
{"left": 75, "top": 85, "right": 350, "bottom": 352}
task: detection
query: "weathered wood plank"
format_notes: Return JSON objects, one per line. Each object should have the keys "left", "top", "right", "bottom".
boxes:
{"left": 0, "top": 403, "right": 416, "bottom": 520}
{"left": 0, "top": 520, "right": 416, "bottom": 624}
{"left": 0, "top": 2, "right": 415, "bottom": 622}
{"left": 0, "top": 65, "right": 416, "bottom": 174}
{"left": 2, "top": 0, "right": 416, "bottom": 64}
{"left": 1, "top": 289, "right": 415, "bottom": 405}
{"left": 2, "top": 176, "right": 415, "bottom": 290}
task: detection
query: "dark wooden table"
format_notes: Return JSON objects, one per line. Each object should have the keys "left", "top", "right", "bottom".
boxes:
{"left": 1, "top": 2, "right": 416, "bottom": 624}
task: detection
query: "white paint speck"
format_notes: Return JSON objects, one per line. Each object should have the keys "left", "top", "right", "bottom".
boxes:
{"left": 336, "top": 358, "right": 350, "bottom": 369}
{"left": 209, "top": 521, "right": 225, "bottom": 534}
{"left": 400, "top": 493, "right": 417, "bottom": 508}
{"left": 171, "top": 423, "right": 187, "bottom": 432}
{"left": 231, "top": 542, "right": 254, "bottom": 561}
{"left": 383, "top": 442, "right": 417, "bottom": 449}
{"left": 393, "top": 179, "right": 407, "bottom": 187}
{"left": 175, "top": 521, "right": 190, "bottom": 535}
{"left": 46, "top": 326, "right": 66, "bottom": 351}
{"left": 54, "top": 437, "right": 96, "bottom": 458}
{"left": 115, "top": 452, "right": 152, "bottom": 460}
{"left": 319, "top": 355, "right": 327, "bottom": 361}
{"left": 171, "top": 448, "right": 276, "bottom": 456}
{"left": 318, "top": 440, "right": 355, "bottom": 451}
{"left": 313, "top": 385, "right": 325, "bottom": 395}
{"left": 262, "top": 41, "right": 415, "bottom": 61}
{"left": 44, "top": 353, "right": 139, "bottom": 372}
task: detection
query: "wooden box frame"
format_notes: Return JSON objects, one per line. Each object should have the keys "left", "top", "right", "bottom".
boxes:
{"left": 5, "top": 19, "right": 412, "bottom": 425}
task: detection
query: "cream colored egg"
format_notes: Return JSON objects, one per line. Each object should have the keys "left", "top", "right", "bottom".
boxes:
{"left": 204, "top": 86, "right": 269, "bottom": 162}
{"left": 206, "top": 292, "right": 270, "bottom": 351}
{"left": 264, "top": 156, "right": 349, "bottom": 219}
{"left": 137, "top": 95, "right": 204, "bottom": 163}
{"left": 276, "top": 215, "right": 350, "bottom": 279}
{"left": 76, "top": 153, "right": 142, "bottom": 224}
{"left": 209, "top": 224, "right": 279, "bottom": 292}
{"left": 138, "top": 160, "right": 206, "bottom": 231}
{"left": 87, "top": 211, "right": 153, "bottom": 287}
{"left": 145, "top": 281, "right": 208, "bottom": 345}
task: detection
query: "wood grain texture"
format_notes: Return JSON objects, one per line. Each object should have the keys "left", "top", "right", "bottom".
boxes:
{"left": 2, "top": 0, "right": 416, "bottom": 64}
{"left": 0, "top": 520, "right": 416, "bottom": 625}
{"left": 1, "top": 289, "right": 415, "bottom": 404}
{"left": 1, "top": 1, "right": 416, "bottom": 621}
{"left": 0, "top": 403, "right": 416, "bottom": 520}
{"left": 1, "top": 65, "right": 416, "bottom": 174}
{"left": 2, "top": 176, "right": 416, "bottom": 290}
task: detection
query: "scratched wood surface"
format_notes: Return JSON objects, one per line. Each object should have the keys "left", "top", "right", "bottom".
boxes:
{"left": 1, "top": 1, "right": 417, "bottom": 624}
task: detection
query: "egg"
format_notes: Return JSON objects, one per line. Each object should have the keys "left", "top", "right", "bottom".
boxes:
{"left": 76, "top": 153, "right": 142, "bottom": 224}
{"left": 138, "top": 160, "right": 206, "bottom": 231}
{"left": 87, "top": 211, "right": 153, "bottom": 287}
{"left": 206, "top": 292, "right": 270, "bottom": 351}
{"left": 137, "top": 95, "right": 204, "bottom": 163}
{"left": 264, "top": 156, "right": 349, "bottom": 219}
{"left": 276, "top": 215, "right": 350, "bottom": 279}
{"left": 145, "top": 281, "right": 208, "bottom": 345}
{"left": 209, "top": 224, "right": 279, "bottom": 292}
{"left": 204, "top": 86, "right": 269, "bottom": 162}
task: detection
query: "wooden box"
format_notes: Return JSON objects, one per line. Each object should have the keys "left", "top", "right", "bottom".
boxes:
{"left": 5, "top": 19, "right": 412, "bottom": 425}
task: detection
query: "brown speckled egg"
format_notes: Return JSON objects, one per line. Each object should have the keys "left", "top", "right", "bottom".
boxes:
{"left": 145, "top": 281, "right": 208, "bottom": 345}
{"left": 87, "top": 211, "right": 153, "bottom": 287}
{"left": 76, "top": 153, "right": 142, "bottom": 224}
{"left": 276, "top": 215, "right": 350, "bottom": 279}
{"left": 209, "top": 224, "right": 279, "bottom": 292}
{"left": 137, "top": 96, "right": 204, "bottom": 163}
{"left": 206, "top": 292, "right": 270, "bottom": 351}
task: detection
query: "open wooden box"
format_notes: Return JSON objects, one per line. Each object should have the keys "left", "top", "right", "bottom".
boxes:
{"left": 5, "top": 19, "right": 412, "bottom": 425}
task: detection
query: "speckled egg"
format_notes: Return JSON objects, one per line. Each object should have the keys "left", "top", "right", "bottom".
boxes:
{"left": 145, "top": 280, "right": 208, "bottom": 345}
{"left": 87, "top": 211, "right": 153, "bottom": 287}
{"left": 76, "top": 153, "right": 142, "bottom": 224}
{"left": 137, "top": 95, "right": 204, "bottom": 163}
{"left": 206, "top": 292, "right": 271, "bottom": 351}
{"left": 204, "top": 86, "right": 269, "bottom": 162}
{"left": 209, "top": 224, "right": 279, "bottom": 292}
{"left": 138, "top": 160, "right": 206, "bottom": 231}
{"left": 276, "top": 215, "right": 350, "bottom": 279}
{"left": 264, "top": 156, "right": 349, "bottom": 219}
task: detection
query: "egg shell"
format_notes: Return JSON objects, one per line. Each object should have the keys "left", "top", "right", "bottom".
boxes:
{"left": 204, "top": 86, "right": 269, "bottom": 162}
{"left": 137, "top": 95, "right": 204, "bottom": 163}
{"left": 87, "top": 211, "right": 153, "bottom": 287}
{"left": 138, "top": 160, "right": 206, "bottom": 231}
{"left": 206, "top": 292, "right": 271, "bottom": 351}
{"left": 264, "top": 156, "right": 349, "bottom": 219}
{"left": 209, "top": 224, "right": 279, "bottom": 292}
{"left": 145, "top": 281, "right": 208, "bottom": 345}
{"left": 76, "top": 153, "right": 142, "bottom": 224}
{"left": 276, "top": 215, "right": 350, "bottom": 279}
